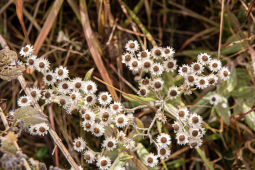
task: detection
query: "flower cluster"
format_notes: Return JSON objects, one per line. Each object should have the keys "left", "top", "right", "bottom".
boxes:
{"left": 16, "top": 41, "right": 230, "bottom": 169}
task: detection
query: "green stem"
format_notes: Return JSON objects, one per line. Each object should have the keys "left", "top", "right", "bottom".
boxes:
{"left": 196, "top": 148, "right": 214, "bottom": 170}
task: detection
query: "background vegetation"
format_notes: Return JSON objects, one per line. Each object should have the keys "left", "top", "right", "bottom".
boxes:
{"left": 0, "top": 0, "right": 255, "bottom": 169}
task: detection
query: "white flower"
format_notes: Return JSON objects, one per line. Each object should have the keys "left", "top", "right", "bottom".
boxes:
{"left": 110, "top": 102, "right": 123, "bottom": 114}
{"left": 96, "top": 156, "right": 111, "bottom": 170}
{"left": 84, "top": 94, "right": 97, "bottom": 106}
{"left": 72, "top": 77, "right": 84, "bottom": 91}
{"left": 26, "top": 55, "right": 37, "bottom": 69}
{"left": 55, "top": 66, "right": 69, "bottom": 80}
{"left": 177, "top": 107, "right": 189, "bottom": 121}
{"left": 152, "top": 78, "right": 164, "bottom": 91}
{"left": 162, "top": 46, "right": 175, "bottom": 59}
{"left": 168, "top": 86, "right": 180, "bottom": 100}
{"left": 99, "top": 108, "right": 112, "bottom": 125}
{"left": 209, "top": 94, "right": 222, "bottom": 105}
{"left": 209, "top": 59, "right": 222, "bottom": 72}
{"left": 138, "top": 86, "right": 149, "bottom": 97}
{"left": 191, "top": 62, "right": 204, "bottom": 74}
{"left": 151, "top": 63, "right": 164, "bottom": 76}
{"left": 43, "top": 71, "right": 56, "bottom": 85}
{"left": 70, "top": 91, "right": 81, "bottom": 104}
{"left": 197, "top": 53, "right": 211, "bottom": 65}
{"left": 29, "top": 125, "right": 38, "bottom": 135}
{"left": 35, "top": 122, "right": 49, "bottom": 136}
{"left": 20, "top": 45, "right": 33, "bottom": 57}
{"left": 172, "top": 121, "right": 183, "bottom": 133}
{"left": 65, "top": 105, "right": 79, "bottom": 115}
{"left": 189, "top": 137, "right": 203, "bottom": 148}
{"left": 102, "top": 137, "right": 117, "bottom": 151}
{"left": 73, "top": 137, "right": 86, "bottom": 152}
{"left": 29, "top": 87, "right": 41, "bottom": 101}
{"left": 151, "top": 46, "right": 163, "bottom": 58}
{"left": 83, "top": 150, "right": 96, "bottom": 164}
{"left": 121, "top": 52, "right": 133, "bottom": 65}
{"left": 157, "top": 146, "right": 171, "bottom": 159}
{"left": 98, "top": 92, "right": 112, "bottom": 105}
{"left": 35, "top": 58, "right": 50, "bottom": 73}
{"left": 83, "top": 80, "right": 97, "bottom": 94}
{"left": 207, "top": 74, "right": 218, "bottom": 86}
{"left": 138, "top": 49, "right": 151, "bottom": 60}
{"left": 82, "top": 109, "right": 96, "bottom": 123}
{"left": 188, "top": 113, "right": 202, "bottom": 127}
{"left": 115, "top": 114, "right": 128, "bottom": 128}
{"left": 57, "top": 95, "right": 70, "bottom": 107}
{"left": 125, "top": 40, "right": 140, "bottom": 53}
{"left": 189, "top": 127, "right": 201, "bottom": 138}
{"left": 141, "top": 59, "right": 153, "bottom": 72}
{"left": 91, "top": 123, "right": 105, "bottom": 137}
{"left": 218, "top": 67, "right": 230, "bottom": 81}
{"left": 156, "top": 133, "right": 171, "bottom": 146}
{"left": 42, "top": 90, "right": 53, "bottom": 103}
{"left": 58, "top": 81, "right": 71, "bottom": 94}
{"left": 117, "top": 131, "right": 126, "bottom": 144}
{"left": 195, "top": 76, "right": 209, "bottom": 89}
{"left": 128, "top": 58, "right": 141, "bottom": 72}
{"left": 17, "top": 95, "right": 31, "bottom": 107}
{"left": 184, "top": 73, "right": 197, "bottom": 86}
{"left": 176, "top": 131, "right": 189, "bottom": 145}
{"left": 82, "top": 121, "right": 93, "bottom": 132}
{"left": 141, "top": 78, "right": 151, "bottom": 86}
{"left": 178, "top": 64, "right": 191, "bottom": 77}
{"left": 164, "top": 59, "right": 177, "bottom": 72}
{"left": 144, "top": 153, "right": 158, "bottom": 168}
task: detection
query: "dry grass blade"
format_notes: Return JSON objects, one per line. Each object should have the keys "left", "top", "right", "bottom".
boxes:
{"left": 79, "top": 0, "right": 118, "bottom": 101}
{"left": 34, "top": 0, "right": 64, "bottom": 54}
{"left": 16, "top": 0, "right": 30, "bottom": 44}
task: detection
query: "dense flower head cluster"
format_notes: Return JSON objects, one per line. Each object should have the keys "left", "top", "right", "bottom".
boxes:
{"left": 16, "top": 41, "right": 230, "bottom": 169}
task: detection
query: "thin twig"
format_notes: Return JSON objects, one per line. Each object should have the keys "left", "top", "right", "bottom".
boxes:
{"left": 217, "top": 0, "right": 225, "bottom": 58}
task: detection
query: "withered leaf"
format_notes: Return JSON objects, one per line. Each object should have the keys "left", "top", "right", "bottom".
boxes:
{"left": 14, "top": 106, "right": 48, "bottom": 126}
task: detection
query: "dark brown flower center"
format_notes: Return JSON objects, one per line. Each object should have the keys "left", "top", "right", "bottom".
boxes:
{"left": 191, "top": 142, "right": 198, "bottom": 148}
{"left": 85, "top": 154, "right": 90, "bottom": 160}
{"left": 71, "top": 109, "right": 78, "bottom": 114}
{"left": 60, "top": 99, "right": 66, "bottom": 106}
{"left": 153, "top": 66, "right": 159, "bottom": 72}
{"left": 223, "top": 71, "right": 228, "bottom": 77}
{"left": 167, "top": 62, "right": 174, "bottom": 68}
{"left": 141, "top": 51, "right": 147, "bottom": 58}
{"left": 170, "top": 90, "right": 177, "bottom": 96}
{"left": 31, "top": 91, "right": 36, "bottom": 97}
{"left": 142, "top": 79, "right": 149, "bottom": 85}
{"left": 101, "top": 160, "right": 108, "bottom": 167}
{"left": 45, "top": 92, "right": 51, "bottom": 99}
{"left": 160, "top": 137, "right": 167, "bottom": 143}
{"left": 212, "top": 97, "right": 216, "bottom": 101}
{"left": 86, "top": 96, "right": 93, "bottom": 102}
{"left": 208, "top": 78, "right": 215, "bottom": 85}
{"left": 75, "top": 82, "right": 81, "bottom": 88}
{"left": 140, "top": 89, "right": 146, "bottom": 96}
{"left": 101, "top": 95, "right": 107, "bottom": 101}
{"left": 132, "top": 61, "right": 138, "bottom": 67}
{"left": 113, "top": 105, "right": 119, "bottom": 110}
{"left": 62, "top": 83, "right": 68, "bottom": 89}
{"left": 182, "top": 67, "right": 188, "bottom": 72}
{"left": 178, "top": 111, "right": 185, "bottom": 117}
{"left": 147, "top": 157, "right": 153, "bottom": 163}
{"left": 23, "top": 47, "right": 29, "bottom": 52}
{"left": 199, "top": 79, "right": 205, "bottom": 85}
{"left": 85, "top": 114, "right": 91, "bottom": 120}
{"left": 21, "top": 98, "right": 28, "bottom": 103}
{"left": 28, "top": 59, "right": 34, "bottom": 65}
{"left": 87, "top": 85, "right": 92, "bottom": 91}
{"left": 107, "top": 141, "right": 114, "bottom": 148}
{"left": 193, "top": 64, "right": 200, "bottom": 71}
{"left": 188, "top": 76, "right": 194, "bottom": 82}
{"left": 93, "top": 127, "right": 99, "bottom": 134}
{"left": 71, "top": 94, "right": 76, "bottom": 100}
{"left": 173, "top": 124, "right": 179, "bottom": 131}
{"left": 125, "top": 54, "right": 131, "bottom": 61}
{"left": 179, "top": 135, "right": 185, "bottom": 141}
{"left": 129, "top": 43, "right": 135, "bottom": 49}
{"left": 144, "top": 62, "right": 151, "bottom": 68}
{"left": 85, "top": 123, "right": 91, "bottom": 129}
{"left": 154, "top": 82, "right": 161, "bottom": 89}
{"left": 155, "top": 49, "right": 161, "bottom": 56}
{"left": 212, "top": 63, "right": 218, "bottom": 68}
{"left": 117, "top": 117, "right": 124, "bottom": 124}
{"left": 160, "top": 148, "right": 166, "bottom": 155}
{"left": 102, "top": 112, "right": 109, "bottom": 121}
{"left": 58, "top": 69, "right": 63, "bottom": 76}
{"left": 202, "top": 55, "right": 208, "bottom": 61}
{"left": 192, "top": 116, "right": 199, "bottom": 124}
{"left": 192, "top": 130, "right": 198, "bottom": 137}
{"left": 39, "top": 62, "right": 45, "bottom": 68}
{"left": 76, "top": 141, "right": 81, "bottom": 147}
{"left": 46, "top": 74, "right": 53, "bottom": 81}
{"left": 164, "top": 49, "right": 170, "bottom": 54}
{"left": 39, "top": 127, "right": 45, "bottom": 132}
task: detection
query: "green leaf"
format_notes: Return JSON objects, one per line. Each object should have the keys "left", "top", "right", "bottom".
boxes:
{"left": 14, "top": 106, "right": 48, "bottom": 126}
{"left": 196, "top": 148, "right": 214, "bottom": 170}
{"left": 84, "top": 68, "right": 94, "bottom": 80}
{"left": 166, "top": 158, "right": 185, "bottom": 168}
{"left": 240, "top": 103, "right": 255, "bottom": 132}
